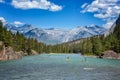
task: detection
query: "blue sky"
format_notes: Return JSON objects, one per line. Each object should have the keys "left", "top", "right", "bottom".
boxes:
{"left": 0, "top": 0, "right": 120, "bottom": 29}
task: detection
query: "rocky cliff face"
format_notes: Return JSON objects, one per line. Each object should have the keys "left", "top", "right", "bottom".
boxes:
{"left": 0, "top": 46, "right": 23, "bottom": 61}
{"left": 0, "top": 41, "right": 38, "bottom": 61}
{"left": 104, "top": 14, "right": 120, "bottom": 37}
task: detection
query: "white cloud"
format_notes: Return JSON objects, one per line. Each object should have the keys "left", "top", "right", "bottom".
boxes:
{"left": 11, "top": 0, "right": 62, "bottom": 11}
{"left": 103, "top": 21, "right": 115, "bottom": 29}
{"left": 0, "top": 17, "right": 6, "bottom": 23}
{"left": 81, "top": 3, "right": 88, "bottom": 8}
{"left": 49, "top": 4, "right": 62, "bottom": 11}
{"left": 14, "top": 21, "right": 24, "bottom": 25}
{"left": 81, "top": 0, "right": 120, "bottom": 29}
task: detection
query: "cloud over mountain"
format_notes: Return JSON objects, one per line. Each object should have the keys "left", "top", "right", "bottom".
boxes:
{"left": 0, "top": 17, "right": 6, "bottom": 23}
{"left": 81, "top": 0, "right": 120, "bottom": 29}
{"left": 14, "top": 21, "right": 24, "bottom": 25}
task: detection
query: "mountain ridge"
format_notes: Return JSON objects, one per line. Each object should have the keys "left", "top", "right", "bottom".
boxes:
{"left": 3, "top": 22, "right": 106, "bottom": 45}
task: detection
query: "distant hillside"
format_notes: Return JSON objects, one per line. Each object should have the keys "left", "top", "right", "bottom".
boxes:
{"left": 0, "top": 14, "right": 119, "bottom": 57}
{"left": 4, "top": 22, "right": 106, "bottom": 45}
{"left": 0, "top": 20, "right": 72, "bottom": 55}
{"left": 61, "top": 15, "right": 120, "bottom": 55}
{"left": 0, "top": 21, "right": 46, "bottom": 55}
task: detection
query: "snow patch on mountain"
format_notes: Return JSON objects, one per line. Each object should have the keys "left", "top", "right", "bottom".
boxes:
{"left": 3, "top": 23, "right": 106, "bottom": 44}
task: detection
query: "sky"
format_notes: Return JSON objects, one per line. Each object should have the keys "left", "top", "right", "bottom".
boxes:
{"left": 0, "top": 0, "right": 120, "bottom": 29}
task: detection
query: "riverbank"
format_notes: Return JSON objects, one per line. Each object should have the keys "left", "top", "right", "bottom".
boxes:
{"left": 1, "top": 48, "right": 120, "bottom": 61}
{"left": 83, "top": 50, "right": 120, "bottom": 60}
{"left": 0, "top": 45, "right": 38, "bottom": 61}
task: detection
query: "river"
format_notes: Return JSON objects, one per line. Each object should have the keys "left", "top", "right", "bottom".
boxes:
{"left": 0, "top": 54, "right": 120, "bottom": 80}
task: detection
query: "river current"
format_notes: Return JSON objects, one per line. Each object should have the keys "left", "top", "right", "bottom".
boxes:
{"left": 0, "top": 54, "right": 120, "bottom": 80}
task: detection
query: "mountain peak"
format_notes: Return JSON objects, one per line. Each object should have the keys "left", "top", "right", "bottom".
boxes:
{"left": 22, "top": 24, "right": 32, "bottom": 27}
{"left": 89, "top": 24, "right": 96, "bottom": 27}
{"left": 116, "top": 14, "right": 120, "bottom": 25}
{"left": 4, "top": 23, "right": 106, "bottom": 45}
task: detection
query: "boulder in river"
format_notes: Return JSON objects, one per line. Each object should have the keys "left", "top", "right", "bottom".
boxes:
{"left": 99, "top": 50, "right": 118, "bottom": 59}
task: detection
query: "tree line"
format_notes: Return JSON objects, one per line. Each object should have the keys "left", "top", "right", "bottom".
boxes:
{"left": 44, "top": 23, "right": 120, "bottom": 55}
{"left": 63, "top": 24, "right": 120, "bottom": 56}
{"left": 0, "top": 21, "right": 46, "bottom": 55}
{"left": 0, "top": 21, "right": 71, "bottom": 54}
{"left": 0, "top": 20, "right": 120, "bottom": 56}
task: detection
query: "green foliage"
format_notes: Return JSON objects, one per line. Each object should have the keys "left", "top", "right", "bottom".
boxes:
{"left": 92, "top": 37, "right": 103, "bottom": 55}
{"left": 59, "top": 24, "right": 120, "bottom": 55}
{"left": 0, "top": 21, "right": 71, "bottom": 54}
{"left": 50, "top": 22, "right": 119, "bottom": 55}
{"left": 0, "top": 20, "right": 119, "bottom": 55}
{"left": 0, "top": 22, "right": 46, "bottom": 55}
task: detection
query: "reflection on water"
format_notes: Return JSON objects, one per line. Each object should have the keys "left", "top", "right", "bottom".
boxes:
{"left": 0, "top": 54, "right": 120, "bottom": 80}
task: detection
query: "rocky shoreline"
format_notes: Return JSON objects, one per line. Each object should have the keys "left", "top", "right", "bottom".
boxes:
{"left": 0, "top": 46, "right": 22, "bottom": 61}
{"left": 83, "top": 50, "right": 120, "bottom": 60}
{"left": 0, "top": 41, "right": 38, "bottom": 61}
{"left": 0, "top": 40, "right": 120, "bottom": 61}
{"left": 99, "top": 50, "right": 120, "bottom": 59}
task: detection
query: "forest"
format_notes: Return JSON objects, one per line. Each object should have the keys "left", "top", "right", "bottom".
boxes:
{"left": 0, "top": 21, "right": 70, "bottom": 55}
{"left": 0, "top": 19, "right": 120, "bottom": 56}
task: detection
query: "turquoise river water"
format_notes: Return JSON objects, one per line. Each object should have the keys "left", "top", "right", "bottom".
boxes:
{"left": 0, "top": 54, "right": 120, "bottom": 80}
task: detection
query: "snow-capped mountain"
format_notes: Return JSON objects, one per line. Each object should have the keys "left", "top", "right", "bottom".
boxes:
{"left": 63, "top": 25, "right": 106, "bottom": 42}
{"left": 3, "top": 23, "right": 106, "bottom": 44}
{"left": 4, "top": 23, "right": 35, "bottom": 34}
{"left": 4, "top": 23, "right": 18, "bottom": 33}
{"left": 44, "top": 28, "right": 68, "bottom": 43}
{"left": 16, "top": 24, "right": 35, "bottom": 33}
